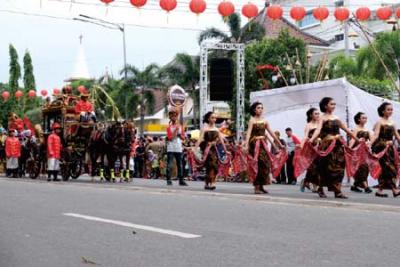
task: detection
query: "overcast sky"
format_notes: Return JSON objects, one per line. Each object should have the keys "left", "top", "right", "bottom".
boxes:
{"left": 0, "top": 0, "right": 264, "bottom": 91}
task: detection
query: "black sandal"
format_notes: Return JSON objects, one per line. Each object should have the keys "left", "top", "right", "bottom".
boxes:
{"left": 335, "top": 193, "right": 348, "bottom": 199}
{"left": 375, "top": 192, "right": 388, "bottom": 198}
{"left": 393, "top": 191, "right": 400, "bottom": 198}
{"left": 318, "top": 190, "right": 327, "bottom": 198}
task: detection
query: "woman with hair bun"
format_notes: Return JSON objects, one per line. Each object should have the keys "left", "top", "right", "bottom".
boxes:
{"left": 310, "top": 97, "right": 359, "bottom": 199}
{"left": 244, "top": 102, "right": 286, "bottom": 194}
{"left": 349, "top": 112, "right": 373, "bottom": 194}
{"left": 370, "top": 102, "right": 400, "bottom": 198}
{"left": 299, "top": 107, "right": 320, "bottom": 193}
{"left": 195, "top": 111, "right": 228, "bottom": 190}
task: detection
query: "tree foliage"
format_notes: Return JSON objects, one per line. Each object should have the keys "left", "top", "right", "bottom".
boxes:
{"left": 9, "top": 44, "right": 21, "bottom": 92}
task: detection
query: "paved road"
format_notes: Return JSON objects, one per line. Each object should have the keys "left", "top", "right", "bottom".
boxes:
{"left": 1, "top": 176, "right": 400, "bottom": 267}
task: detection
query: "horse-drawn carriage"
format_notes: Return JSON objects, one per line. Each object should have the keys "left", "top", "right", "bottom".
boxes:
{"left": 42, "top": 93, "right": 95, "bottom": 181}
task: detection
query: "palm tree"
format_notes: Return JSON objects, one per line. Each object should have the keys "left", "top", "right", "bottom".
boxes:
{"left": 356, "top": 31, "right": 400, "bottom": 86}
{"left": 198, "top": 13, "right": 265, "bottom": 44}
{"left": 162, "top": 53, "right": 200, "bottom": 128}
{"left": 121, "top": 64, "right": 162, "bottom": 136}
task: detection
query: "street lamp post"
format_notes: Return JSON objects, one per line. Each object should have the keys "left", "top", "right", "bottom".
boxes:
{"left": 74, "top": 14, "right": 129, "bottom": 120}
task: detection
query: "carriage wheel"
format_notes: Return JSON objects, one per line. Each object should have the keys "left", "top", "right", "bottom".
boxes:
{"left": 70, "top": 160, "right": 82, "bottom": 179}
{"left": 29, "top": 160, "right": 40, "bottom": 179}
{"left": 61, "top": 163, "right": 70, "bottom": 181}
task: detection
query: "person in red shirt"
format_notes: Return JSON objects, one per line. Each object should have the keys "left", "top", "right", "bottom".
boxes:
{"left": 47, "top": 123, "right": 62, "bottom": 181}
{"left": 75, "top": 93, "right": 96, "bottom": 122}
{"left": 5, "top": 128, "right": 21, "bottom": 178}
{"left": 285, "top": 127, "right": 301, "bottom": 185}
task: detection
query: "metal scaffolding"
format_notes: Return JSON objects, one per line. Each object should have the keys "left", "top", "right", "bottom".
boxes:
{"left": 199, "top": 42, "right": 245, "bottom": 141}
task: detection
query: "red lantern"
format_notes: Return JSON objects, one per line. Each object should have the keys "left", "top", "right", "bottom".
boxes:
{"left": 53, "top": 88, "right": 60, "bottom": 95}
{"left": 160, "top": 0, "right": 177, "bottom": 13}
{"left": 242, "top": 2, "right": 258, "bottom": 20}
{"left": 28, "top": 90, "right": 36, "bottom": 98}
{"left": 40, "top": 89, "right": 48, "bottom": 97}
{"left": 218, "top": 1, "right": 235, "bottom": 18}
{"left": 267, "top": 5, "right": 283, "bottom": 20}
{"left": 376, "top": 6, "right": 392, "bottom": 21}
{"left": 100, "top": 0, "right": 114, "bottom": 4}
{"left": 334, "top": 7, "right": 350, "bottom": 22}
{"left": 2, "top": 91, "right": 10, "bottom": 101}
{"left": 130, "top": 0, "right": 147, "bottom": 8}
{"left": 397, "top": 7, "right": 400, "bottom": 19}
{"left": 290, "top": 6, "right": 306, "bottom": 22}
{"left": 313, "top": 6, "right": 329, "bottom": 22}
{"left": 15, "top": 90, "right": 23, "bottom": 99}
{"left": 355, "top": 7, "right": 371, "bottom": 21}
{"left": 189, "top": 0, "right": 206, "bottom": 15}
{"left": 77, "top": 85, "right": 86, "bottom": 94}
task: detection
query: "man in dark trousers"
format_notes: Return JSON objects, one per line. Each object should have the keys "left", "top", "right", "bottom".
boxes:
{"left": 165, "top": 107, "right": 188, "bottom": 186}
{"left": 285, "top": 127, "right": 301, "bottom": 185}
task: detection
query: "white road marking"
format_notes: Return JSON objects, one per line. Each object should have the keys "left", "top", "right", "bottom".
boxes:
{"left": 63, "top": 213, "right": 201, "bottom": 239}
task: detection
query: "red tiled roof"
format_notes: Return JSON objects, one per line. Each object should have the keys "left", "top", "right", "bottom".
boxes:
{"left": 252, "top": 9, "right": 330, "bottom": 47}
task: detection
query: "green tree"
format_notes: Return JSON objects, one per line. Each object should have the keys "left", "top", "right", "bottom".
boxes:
{"left": 23, "top": 50, "right": 36, "bottom": 91}
{"left": 162, "top": 53, "right": 200, "bottom": 128}
{"left": 9, "top": 44, "right": 21, "bottom": 92}
{"left": 121, "top": 64, "right": 162, "bottom": 135}
{"left": 198, "top": 13, "right": 265, "bottom": 44}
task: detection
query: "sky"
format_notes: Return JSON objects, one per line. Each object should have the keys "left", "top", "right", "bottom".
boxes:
{"left": 0, "top": 0, "right": 265, "bottom": 91}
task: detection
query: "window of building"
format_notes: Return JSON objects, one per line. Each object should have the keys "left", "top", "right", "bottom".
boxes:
{"left": 335, "top": 1, "right": 344, "bottom": 7}
{"left": 298, "top": 10, "right": 320, "bottom": 29}
{"left": 335, "top": 33, "right": 344, "bottom": 41}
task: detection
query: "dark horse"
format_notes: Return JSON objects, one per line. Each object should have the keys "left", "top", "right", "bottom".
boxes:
{"left": 89, "top": 122, "right": 134, "bottom": 182}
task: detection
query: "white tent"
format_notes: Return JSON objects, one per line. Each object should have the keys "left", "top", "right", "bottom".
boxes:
{"left": 250, "top": 78, "right": 400, "bottom": 137}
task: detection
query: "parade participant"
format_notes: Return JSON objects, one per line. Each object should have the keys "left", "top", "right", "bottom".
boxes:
{"left": 165, "top": 107, "right": 188, "bottom": 186}
{"left": 0, "top": 127, "right": 6, "bottom": 173}
{"left": 300, "top": 108, "right": 320, "bottom": 193}
{"left": 371, "top": 102, "right": 400, "bottom": 198}
{"left": 195, "top": 111, "right": 228, "bottom": 190}
{"left": 5, "top": 128, "right": 21, "bottom": 178}
{"left": 310, "top": 97, "right": 359, "bottom": 199}
{"left": 47, "top": 123, "right": 62, "bottom": 182}
{"left": 349, "top": 112, "right": 373, "bottom": 194}
{"left": 244, "top": 102, "right": 287, "bottom": 194}
{"left": 75, "top": 92, "right": 96, "bottom": 122}
{"left": 285, "top": 127, "right": 301, "bottom": 185}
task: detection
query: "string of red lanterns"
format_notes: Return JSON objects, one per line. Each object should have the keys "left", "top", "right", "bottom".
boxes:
{"left": 97, "top": 0, "right": 398, "bottom": 23}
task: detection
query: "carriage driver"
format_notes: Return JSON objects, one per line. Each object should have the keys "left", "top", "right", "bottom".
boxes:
{"left": 47, "top": 123, "right": 62, "bottom": 182}
{"left": 75, "top": 92, "right": 97, "bottom": 123}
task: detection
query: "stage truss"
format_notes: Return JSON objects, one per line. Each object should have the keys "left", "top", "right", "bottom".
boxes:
{"left": 199, "top": 42, "right": 245, "bottom": 141}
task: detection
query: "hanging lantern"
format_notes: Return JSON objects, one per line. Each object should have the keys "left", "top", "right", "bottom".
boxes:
{"left": 77, "top": 85, "right": 86, "bottom": 94}
{"left": 290, "top": 6, "right": 306, "bottom": 22}
{"left": 334, "top": 7, "right": 350, "bottom": 22}
{"left": 376, "top": 6, "right": 392, "bottom": 21}
{"left": 100, "top": 0, "right": 114, "bottom": 4}
{"left": 313, "top": 6, "right": 329, "bottom": 22}
{"left": 15, "top": 90, "right": 23, "bottom": 99}
{"left": 242, "top": 2, "right": 258, "bottom": 20}
{"left": 28, "top": 90, "right": 36, "bottom": 98}
{"left": 53, "top": 88, "right": 60, "bottom": 95}
{"left": 396, "top": 7, "right": 400, "bottom": 19}
{"left": 2, "top": 91, "right": 10, "bottom": 101}
{"left": 355, "top": 7, "right": 371, "bottom": 21}
{"left": 40, "top": 89, "right": 48, "bottom": 97}
{"left": 130, "top": 0, "right": 147, "bottom": 8}
{"left": 218, "top": 1, "right": 235, "bottom": 18}
{"left": 189, "top": 0, "right": 206, "bottom": 15}
{"left": 267, "top": 5, "right": 283, "bottom": 20}
{"left": 160, "top": 0, "right": 177, "bottom": 13}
